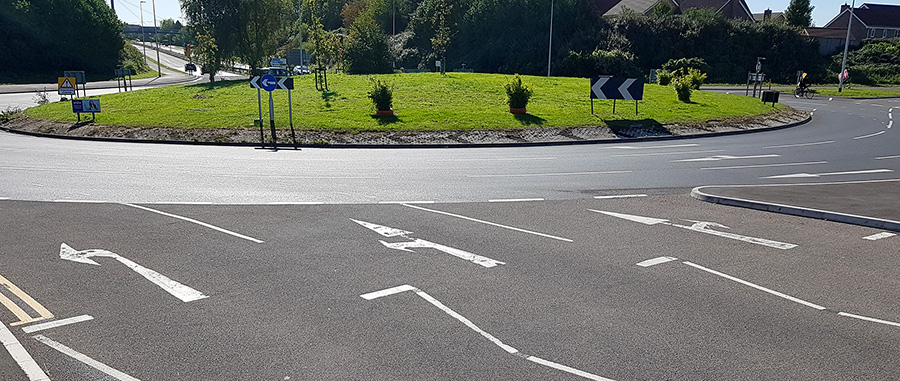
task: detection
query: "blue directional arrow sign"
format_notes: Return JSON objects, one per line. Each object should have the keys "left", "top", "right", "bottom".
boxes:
{"left": 260, "top": 74, "right": 277, "bottom": 92}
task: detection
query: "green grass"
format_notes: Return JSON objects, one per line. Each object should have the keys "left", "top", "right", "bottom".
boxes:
{"left": 27, "top": 73, "right": 783, "bottom": 131}
{"left": 811, "top": 86, "right": 900, "bottom": 98}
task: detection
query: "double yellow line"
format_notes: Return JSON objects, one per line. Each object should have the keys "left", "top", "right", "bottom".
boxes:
{"left": 0, "top": 274, "right": 53, "bottom": 326}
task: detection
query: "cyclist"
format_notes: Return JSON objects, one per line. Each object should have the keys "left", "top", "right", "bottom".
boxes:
{"left": 795, "top": 72, "right": 810, "bottom": 97}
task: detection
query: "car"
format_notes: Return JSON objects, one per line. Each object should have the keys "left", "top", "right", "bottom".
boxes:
{"left": 256, "top": 67, "right": 290, "bottom": 77}
{"left": 293, "top": 66, "right": 311, "bottom": 75}
{"left": 184, "top": 63, "right": 197, "bottom": 72}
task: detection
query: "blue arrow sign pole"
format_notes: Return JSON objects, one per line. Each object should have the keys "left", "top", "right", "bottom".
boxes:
{"left": 268, "top": 91, "right": 277, "bottom": 150}
{"left": 257, "top": 87, "right": 264, "bottom": 148}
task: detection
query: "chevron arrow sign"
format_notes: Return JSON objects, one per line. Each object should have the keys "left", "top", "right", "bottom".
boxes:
{"left": 590, "top": 76, "right": 644, "bottom": 100}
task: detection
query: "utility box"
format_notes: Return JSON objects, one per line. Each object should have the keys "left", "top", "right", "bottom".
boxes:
{"left": 761, "top": 90, "right": 779, "bottom": 106}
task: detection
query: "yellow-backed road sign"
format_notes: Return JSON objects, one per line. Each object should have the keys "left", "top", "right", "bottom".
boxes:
{"left": 58, "top": 77, "right": 76, "bottom": 95}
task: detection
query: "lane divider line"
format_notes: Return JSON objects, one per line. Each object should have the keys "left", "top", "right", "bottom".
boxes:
{"left": 488, "top": 198, "right": 544, "bottom": 203}
{"left": 122, "top": 203, "right": 264, "bottom": 243}
{"left": 22, "top": 315, "right": 94, "bottom": 334}
{"left": 34, "top": 334, "right": 141, "bottom": 381}
{"left": 402, "top": 203, "right": 574, "bottom": 242}
{"left": 1, "top": 321, "right": 49, "bottom": 381}
{"left": 594, "top": 194, "right": 648, "bottom": 199}
{"left": 853, "top": 131, "right": 886, "bottom": 140}
{"left": 361, "top": 285, "right": 614, "bottom": 381}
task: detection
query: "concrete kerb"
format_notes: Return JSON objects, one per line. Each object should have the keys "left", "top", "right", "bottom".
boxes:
{"left": 0, "top": 113, "right": 812, "bottom": 149}
{"left": 691, "top": 182, "right": 900, "bottom": 232}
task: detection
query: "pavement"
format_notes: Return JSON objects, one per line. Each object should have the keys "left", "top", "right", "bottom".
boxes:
{"left": 692, "top": 179, "right": 900, "bottom": 232}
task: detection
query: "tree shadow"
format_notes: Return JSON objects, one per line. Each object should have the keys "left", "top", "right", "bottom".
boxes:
{"left": 603, "top": 119, "right": 670, "bottom": 138}
{"left": 370, "top": 114, "right": 400, "bottom": 125}
{"left": 186, "top": 79, "right": 246, "bottom": 92}
{"left": 513, "top": 113, "right": 546, "bottom": 126}
{"left": 321, "top": 91, "right": 338, "bottom": 108}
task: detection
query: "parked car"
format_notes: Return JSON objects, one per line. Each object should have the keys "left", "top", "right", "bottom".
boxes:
{"left": 256, "top": 67, "right": 290, "bottom": 77}
{"left": 184, "top": 63, "right": 197, "bottom": 73}
{"left": 293, "top": 66, "right": 311, "bottom": 75}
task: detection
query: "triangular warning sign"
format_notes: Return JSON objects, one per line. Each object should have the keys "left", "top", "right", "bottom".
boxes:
{"left": 61, "top": 78, "right": 74, "bottom": 88}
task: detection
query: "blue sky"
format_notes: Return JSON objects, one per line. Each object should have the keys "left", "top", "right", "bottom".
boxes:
{"left": 108, "top": 0, "right": 900, "bottom": 28}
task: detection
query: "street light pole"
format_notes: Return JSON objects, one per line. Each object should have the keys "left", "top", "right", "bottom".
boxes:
{"left": 298, "top": 1, "right": 303, "bottom": 67}
{"left": 152, "top": 0, "right": 161, "bottom": 77}
{"left": 839, "top": 0, "right": 855, "bottom": 92}
{"left": 140, "top": 0, "right": 147, "bottom": 66}
{"left": 547, "top": 0, "right": 554, "bottom": 77}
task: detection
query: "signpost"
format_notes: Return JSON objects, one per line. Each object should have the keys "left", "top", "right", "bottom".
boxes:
{"left": 250, "top": 75, "right": 298, "bottom": 149}
{"left": 72, "top": 99, "right": 100, "bottom": 122}
{"left": 590, "top": 76, "right": 644, "bottom": 115}
{"left": 58, "top": 77, "right": 76, "bottom": 96}
{"left": 114, "top": 67, "right": 133, "bottom": 92}
{"left": 63, "top": 71, "right": 86, "bottom": 97}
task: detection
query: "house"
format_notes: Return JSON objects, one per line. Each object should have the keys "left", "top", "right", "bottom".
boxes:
{"left": 600, "top": 0, "right": 754, "bottom": 21}
{"left": 752, "top": 9, "right": 785, "bottom": 23}
{"left": 804, "top": 3, "right": 900, "bottom": 55}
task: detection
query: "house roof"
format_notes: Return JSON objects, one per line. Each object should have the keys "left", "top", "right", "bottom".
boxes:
{"left": 855, "top": 4, "right": 900, "bottom": 28}
{"left": 678, "top": 0, "right": 754, "bottom": 20}
{"left": 752, "top": 10, "right": 784, "bottom": 22}
{"left": 603, "top": 0, "right": 662, "bottom": 16}
{"left": 803, "top": 27, "right": 853, "bottom": 39}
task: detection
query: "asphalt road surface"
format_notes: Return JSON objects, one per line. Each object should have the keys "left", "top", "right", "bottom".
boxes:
{"left": 0, "top": 87, "right": 898, "bottom": 380}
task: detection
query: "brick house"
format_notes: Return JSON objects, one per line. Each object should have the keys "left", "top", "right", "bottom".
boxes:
{"left": 804, "top": 3, "right": 900, "bottom": 55}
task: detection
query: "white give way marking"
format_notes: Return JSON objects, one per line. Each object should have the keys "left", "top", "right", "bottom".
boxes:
{"left": 674, "top": 154, "right": 780, "bottom": 162}
{"left": 60, "top": 243, "right": 208, "bottom": 302}
{"left": 352, "top": 220, "right": 505, "bottom": 267}
{"left": 590, "top": 210, "right": 797, "bottom": 250}
{"left": 361, "top": 285, "right": 614, "bottom": 380}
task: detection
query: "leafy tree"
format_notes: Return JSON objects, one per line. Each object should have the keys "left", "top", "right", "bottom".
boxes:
{"left": 182, "top": 0, "right": 244, "bottom": 79}
{"left": 784, "top": 0, "right": 813, "bottom": 28}
{"left": 160, "top": 18, "right": 177, "bottom": 30}
{"left": 194, "top": 31, "right": 219, "bottom": 82}
{"left": 344, "top": 12, "right": 392, "bottom": 73}
{"left": 239, "top": 0, "right": 294, "bottom": 72}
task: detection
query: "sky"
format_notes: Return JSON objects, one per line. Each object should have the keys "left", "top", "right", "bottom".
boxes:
{"left": 107, "top": 0, "right": 900, "bottom": 28}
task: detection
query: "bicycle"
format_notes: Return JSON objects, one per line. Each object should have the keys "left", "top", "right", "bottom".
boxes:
{"left": 794, "top": 86, "right": 815, "bottom": 99}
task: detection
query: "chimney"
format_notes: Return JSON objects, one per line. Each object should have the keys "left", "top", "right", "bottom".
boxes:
{"left": 764, "top": 9, "right": 772, "bottom": 20}
{"left": 841, "top": 3, "right": 850, "bottom": 13}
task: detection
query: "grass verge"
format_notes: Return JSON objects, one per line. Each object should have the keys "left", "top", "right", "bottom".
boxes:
{"left": 27, "top": 73, "right": 784, "bottom": 131}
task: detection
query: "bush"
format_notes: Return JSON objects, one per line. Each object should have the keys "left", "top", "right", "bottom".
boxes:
{"left": 657, "top": 69, "right": 674, "bottom": 86}
{"left": 504, "top": 74, "right": 533, "bottom": 109}
{"left": 558, "top": 49, "right": 641, "bottom": 78}
{"left": 673, "top": 77, "right": 693, "bottom": 102}
{"left": 344, "top": 15, "right": 393, "bottom": 74}
{"left": 677, "top": 68, "right": 707, "bottom": 90}
{"left": 367, "top": 78, "right": 393, "bottom": 111}
{"left": 662, "top": 57, "right": 710, "bottom": 74}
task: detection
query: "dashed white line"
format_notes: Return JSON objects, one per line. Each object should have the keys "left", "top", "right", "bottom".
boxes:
{"left": 467, "top": 171, "right": 631, "bottom": 178}
{"left": 853, "top": 131, "right": 886, "bottom": 140}
{"left": 34, "top": 335, "right": 141, "bottom": 381}
{"left": 361, "top": 285, "right": 614, "bottom": 381}
{"left": 266, "top": 201, "right": 326, "bottom": 205}
{"left": 875, "top": 155, "right": 900, "bottom": 160}
{"left": 702, "top": 161, "right": 827, "bottom": 170}
{"left": 611, "top": 143, "right": 698, "bottom": 150}
{"left": 636, "top": 256, "right": 678, "bottom": 267}
{"left": 488, "top": 198, "right": 544, "bottom": 203}
{"left": 1, "top": 321, "right": 49, "bottom": 381}
{"left": 611, "top": 149, "right": 724, "bottom": 158}
{"left": 673, "top": 154, "right": 780, "bottom": 162}
{"left": 683, "top": 261, "right": 827, "bottom": 310}
{"left": 838, "top": 312, "right": 900, "bottom": 328}
{"left": 22, "top": 315, "right": 94, "bottom": 334}
{"left": 594, "top": 194, "right": 648, "bottom": 199}
{"left": 52, "top": 199, "right": 106, "bottom": 203}
{"left": 402, "top": 203, "right": 573, "bottom": 242}
{"left": 763, "top": 141, "right": 834, "bottom": 149}
{"left": 863, "top": 232, "right": 896, "bottom": 241}
{"left": 762, "top": 169, "right": 893, "bottom": 179}
{"left": 122, "top": 203, "right": 264, "bottom": 243}
{"left": 378, "top": 200, "right": 435, "bottom": 204}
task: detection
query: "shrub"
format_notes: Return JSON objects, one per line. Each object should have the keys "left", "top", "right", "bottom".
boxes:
{"left": 677, "top": 68, "right": 707, "bottom": 90}
{"left": 657, "top": 69, "right": 674, "bottom": 86}
{"left": 367, "top": 78, "right": 393, "bottom": 111}
{"left": 673, "top": 77, "right": 693, "bottom": 102}
{"left": 504, "top": 74, "right": 533, "bottom": 109}
{"left": 662, "top": 57, "right": 710, "bottom": 74}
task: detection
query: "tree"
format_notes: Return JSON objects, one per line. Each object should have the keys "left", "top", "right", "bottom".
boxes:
{"left": 194, "top": 30, "right": 219, "bottom": 82}
{"left": 239, "top": 0, "right": 293, "bottom": 72}
{"left": 181, "top": 0, "right": 244, "bottom": 79}
{"left": 784, "top": 0, "right": 813, "bottom": 28}
{"left": 160, "top": 18, "right": 177, "bottom": 30}
{"left": 344, "top": 12, "right": 392, "bottom": 73}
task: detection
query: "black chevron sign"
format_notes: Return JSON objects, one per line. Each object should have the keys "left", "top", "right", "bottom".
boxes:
{"left": 590, "top": 77, "right": 644, "bottom": 100}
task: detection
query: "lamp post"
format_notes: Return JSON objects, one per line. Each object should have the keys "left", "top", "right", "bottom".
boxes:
{"left": 547, "top": 0, "right": 554, "bottom": 77}
{"left": 152, "top": 0, "right": 161, "bottom": 77}
{"left": 140, "top": 0, "right": 147, "bottom": 66}
{"left": 838, "top": 0, "right": 855, "bottom": 92}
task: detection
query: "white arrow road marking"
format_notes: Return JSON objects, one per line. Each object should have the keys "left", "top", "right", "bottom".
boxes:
{"left": 352, "top": 220, "right": 505, "bottom": 267}
{"left": 762, "top": 169, "right": 893, "bottom": 179}
{"left": 60, "top": 244, "right": 208, "bottom": 302}
{"left": 591, "top": 77, "right": 610, "bottom": 99}
{"left": 1, "top": 321, "right": 49, "bottom": 381}
{"left": 34, "top": 335, "right": 140, "bottom": 381}
{"left": 361, "top": 285, "right": 615, "bottom": 381}
{"left": 863, "top": 232, "right": 896, "bottom": 241}
{"left": 674, "top": 154, "right": 780, "bottom": 162}
{"left": 22, "top": 315, "right": 94, "bottom": 334}
{"left": 618, "top": 78, "right": 636, "bottom": 100}
{"left": 590, "top": 210, "right": 797, "bottom": 249}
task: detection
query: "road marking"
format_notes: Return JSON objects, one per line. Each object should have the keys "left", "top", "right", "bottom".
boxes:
{"left": 122, "top": 203, "right": 264, "bottom": 243}
{"left": 467, "top": 171, "right": 631, "bottom": 178}
{"left": 377, "top": 200, "right": 435, "bottom": 204}
{"left": 611, "top": 149, "right": 724, "bottom": 157}
{"left": 838, "top": 312, "right": 900, "bottom": 327}
{"left": 0, "top": 274, "right": 54, "bottom": 326}
{"left": 863, "top": 232, "right": 896, "bottom": 241}
{"left": 674, "top": 154, "right": 780, "bottom": 162}
{"left": 34, "top": 334, "right": 141, "bottom": 381}
{"left": 22, "top": 315, "right": 94, "bottom": 333}
{"left": 762, "top": 169, "right": 893, "bottom": 179}
{"left": 682, "top": 261, "right": 826, "bottom": 310}
{"left": 594, "top": 194, "right": 647, "bottom": 199}
{"left": 402, "top": 204, "right": 574, "bottom": 242}
{"left": 361, "top": 285, "right": 614, "bottom": 381}
{"left": 60, "top": 243, "right": 209, "bottom": 302}
{"left": 853, "top": 131, "right": 886, "bottom": 140}
{"left": 352, "top": 220, "right": 505, "bottom": 267}
{"left": 0, "top": 197, "right": 10, "bottom": 200}
{"left": 52, "top": 199, "right": 106, "bottom": 203}
{"left": 611, "top": 143, "right": 698, "bottom": 150}
{"left": 266, "top": 201, "right": 327, "bottom": 205}
{"left": 888, "top": 121, "right": 893, "bottom": 129}
{"left": 427, "top": 157, "right": 557, "bottom": 162}
{"left": 875, "top": 155, "right": 900, "bottom": 160}
{"left": 871, "top": 104, "right": 884, "bottom": 107}
{"left": 1, "top": 322, "right": 49, "bottom": 381}
{"left": 763, "top": 141, "right": 834, "bottom": 149}
{"left": 636, "top": 256, "right": 678, "bottom": 267}
{"left": 488, "top": 198, "right": 544, "bottom": 203}
{"left": 702, "top": 161, "right": 827, "bottom": 170}
{"left": 591, "top": 210, "right": 797, "bottom": 249}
